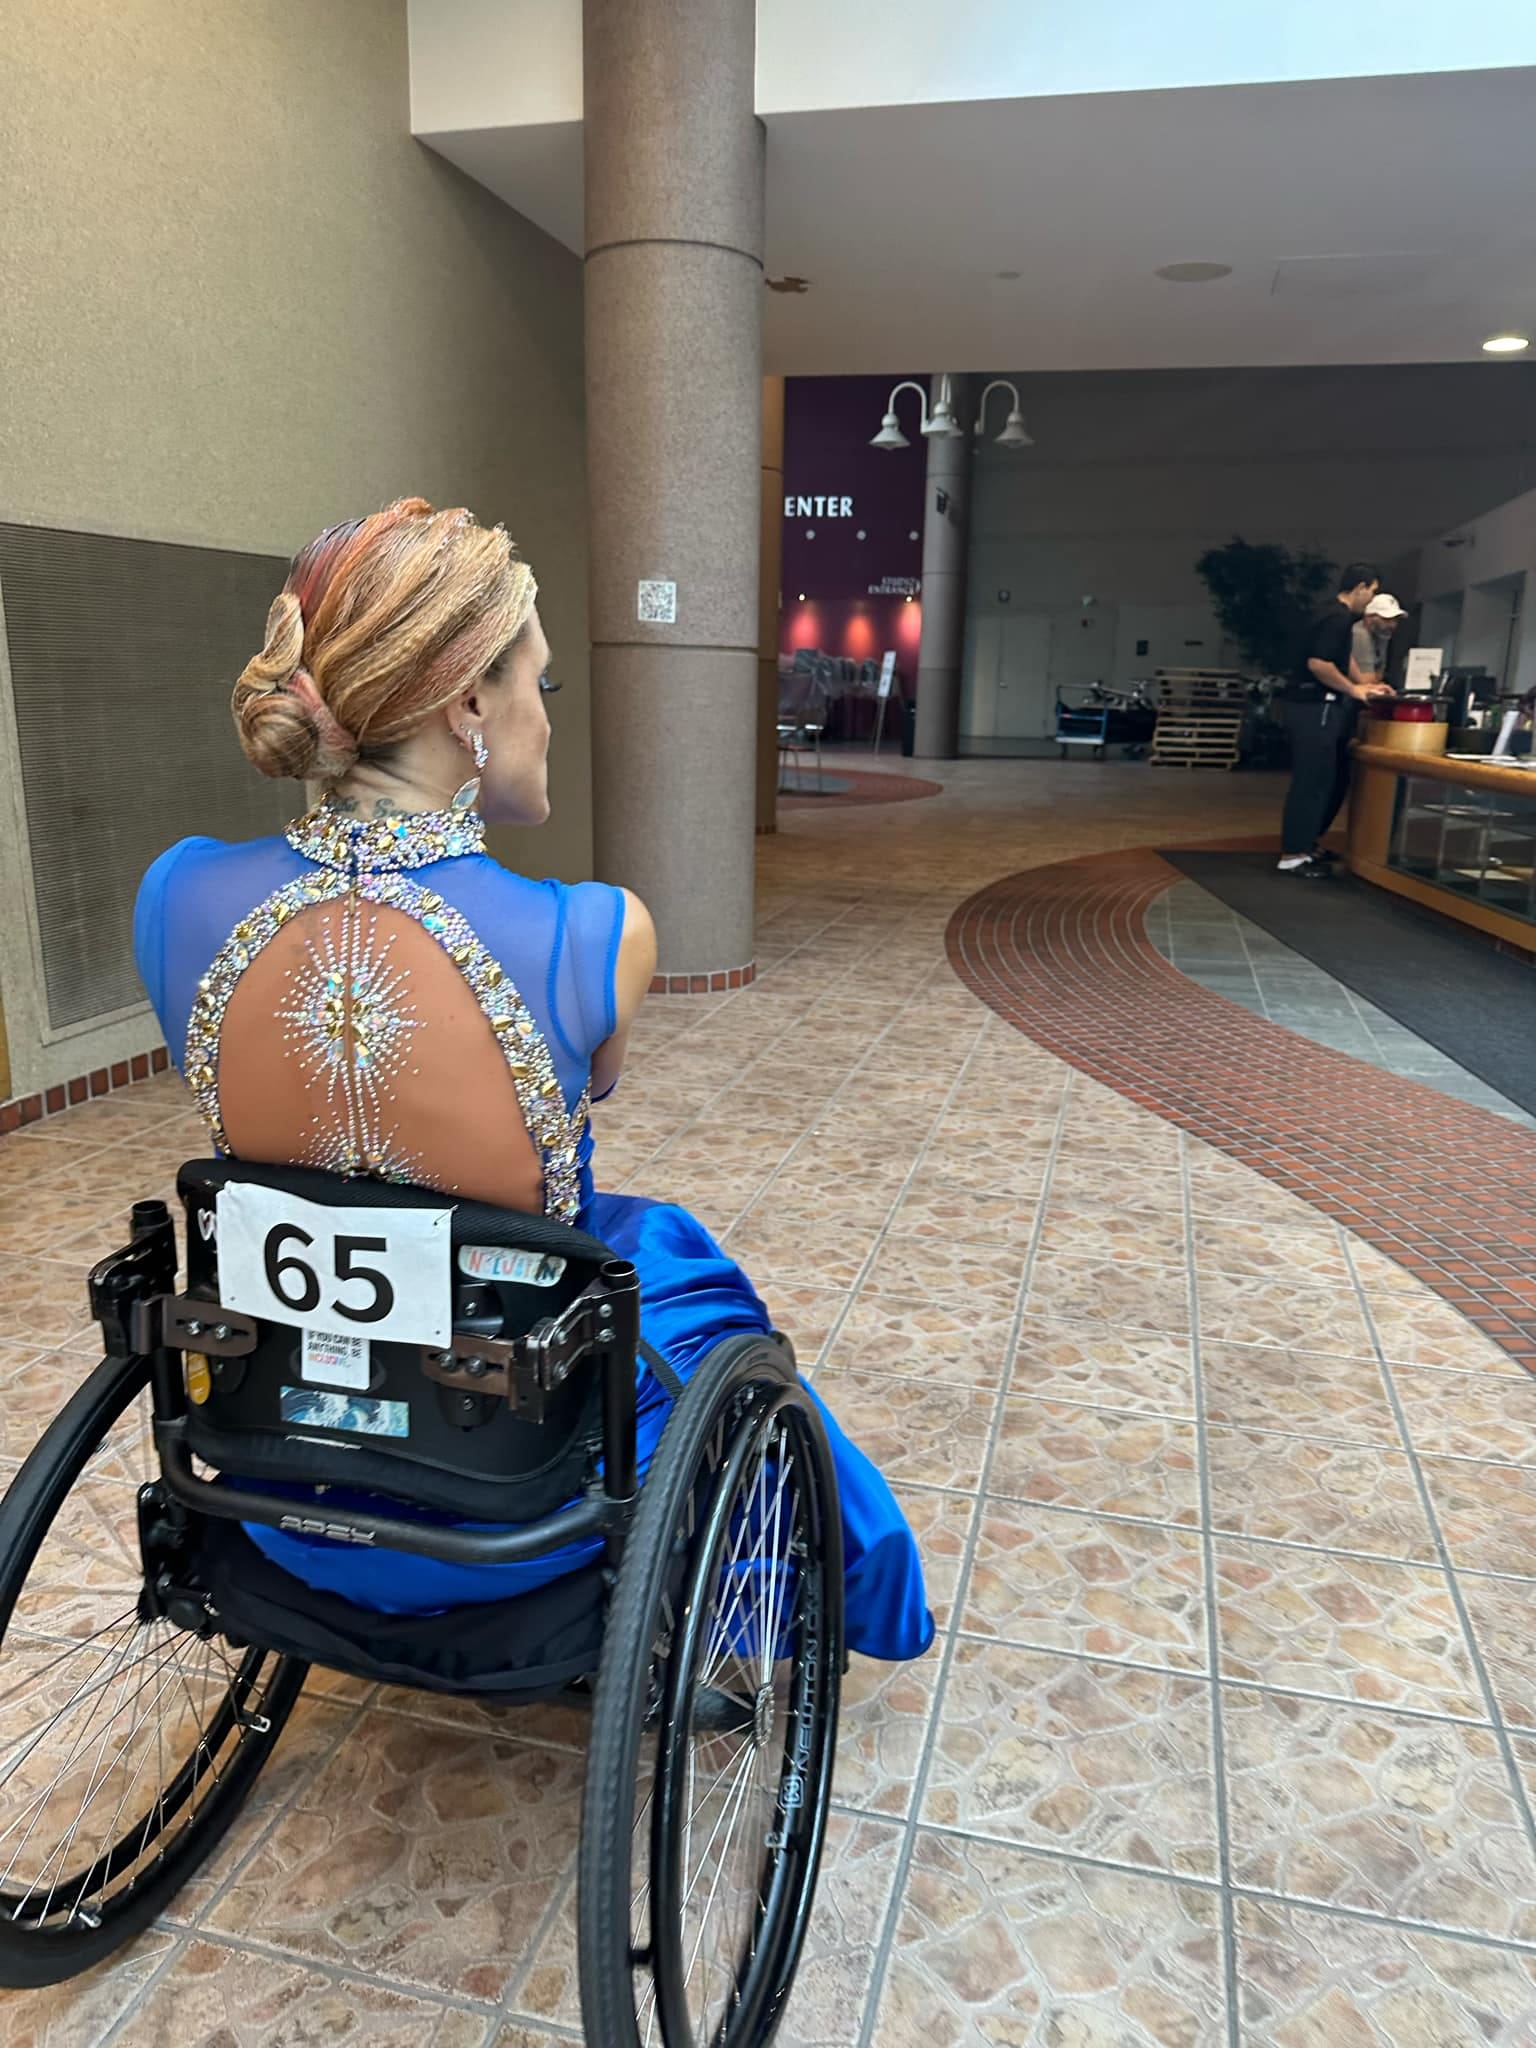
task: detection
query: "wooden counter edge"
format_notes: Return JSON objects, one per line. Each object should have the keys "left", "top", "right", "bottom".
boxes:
{"left": 1350, "top": 742, "right": 1536, "bottom": 799}
{"left": 1346, "top": 744, "right": 1536, "bottom": 957}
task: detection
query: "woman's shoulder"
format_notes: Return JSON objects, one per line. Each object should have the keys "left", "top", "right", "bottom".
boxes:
{"left": 137, "top": 831, "right": 290, "bottom": 900}
{"left": 468, "top": 858, "right": 627, "bottom": 925}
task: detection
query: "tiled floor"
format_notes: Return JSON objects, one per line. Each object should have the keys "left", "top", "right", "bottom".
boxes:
{"left": 3, "top": 757, "right": 1536, "bottom": 2046}
{"left": 1148, "top": 878, "right": 1533, "bottom": 1126}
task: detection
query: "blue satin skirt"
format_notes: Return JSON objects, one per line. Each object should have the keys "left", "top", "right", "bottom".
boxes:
{"left": 244, "top": 1195, "right": 935, "bottom": 1663}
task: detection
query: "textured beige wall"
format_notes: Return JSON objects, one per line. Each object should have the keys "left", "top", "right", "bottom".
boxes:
{"left": 0, "top": 0, "right": 591, "bottom": 1097}
{"left": 0, "top": 0, "right": 591, "bottom": 883}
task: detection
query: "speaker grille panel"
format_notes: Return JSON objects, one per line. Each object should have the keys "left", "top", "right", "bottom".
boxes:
{"left": 0, "top": 524, "right": 294, "bottom": 1031}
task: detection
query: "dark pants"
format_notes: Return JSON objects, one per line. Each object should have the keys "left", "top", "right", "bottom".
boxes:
{"left": 1280, "top": 697, "right": 1357, "bottom": 855}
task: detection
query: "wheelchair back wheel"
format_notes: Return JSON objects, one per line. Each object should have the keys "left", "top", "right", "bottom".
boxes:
{"left": 579, "top": 1333, "right": 844, "bottom": 2046}
{"left": 0, "top": 1351, "right": 306, "bottom": 1987}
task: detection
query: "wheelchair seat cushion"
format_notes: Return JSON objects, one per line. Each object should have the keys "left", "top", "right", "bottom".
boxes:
{"left": 195, "top": 1519, "right": 606, "bottom": 1697}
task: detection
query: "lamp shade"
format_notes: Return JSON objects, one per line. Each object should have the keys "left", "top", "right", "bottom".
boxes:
{"left": 995, "top": 410, "right": 1033, "bottom": 448}
{"left": 923, "top": 395, "right": 961, "bottom": 439}
{"left": 870, "top": 411, "right": 910, "bottom": 451}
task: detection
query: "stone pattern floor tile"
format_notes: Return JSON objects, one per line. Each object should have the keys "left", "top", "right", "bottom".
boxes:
{"left": 206, "top": 1714, "right": 586, "bottom": 2000}
{"left": 1010, "top": 1315, "right": 1195, "bottom": 1417}
{"left": 1199, "top": 1338, "right": 1401, "bottom": 1446}
{"left": 1459, "top": 1574, "right": 1536, "bottom": 1733}
{"left": 923, "top": 1642, "right": 1218, "bottom": 1878}
{"left": 989, "top": 1397, "right": 1201, "bottom": 1525}
{"left": 965, "top": 1500, "right": 1207, "bottom": 1669}
{"left": 5, "top": 760, "right": 1536, "bottom": 2043}
{"left": 110, "top": 1940, "right": 491, "bottom": 2046}
{"left": 1213, "top": 1539, "right": 1485, "bottom": 1720}
{"left": 1234, "top": 1895, "right": 1536, "bottom": 2045}
{"left": 1205, "top": 1429, "right": 1438, "bottom": 1561}
{"left": 1223, "top": 1686, "right": 1536, "bottom": 1940}
{"left": 878, "top": 1832, "right": 1228, "bottom": 2044}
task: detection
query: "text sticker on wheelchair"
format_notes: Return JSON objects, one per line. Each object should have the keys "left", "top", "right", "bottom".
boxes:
{"left": 215, "top": 1184, "right": 453, "bottom": 1348}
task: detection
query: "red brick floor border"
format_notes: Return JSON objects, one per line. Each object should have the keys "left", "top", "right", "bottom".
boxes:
{"left": 947, "top": 846, "right": 1536, "bottom": 1372}
{"left": 779, "top": 766, "right": 942, "bottom": 809}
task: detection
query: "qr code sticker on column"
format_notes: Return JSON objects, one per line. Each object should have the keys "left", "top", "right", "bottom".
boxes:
{"left": 637, "top": 579, "right": 678, "bottom": 624}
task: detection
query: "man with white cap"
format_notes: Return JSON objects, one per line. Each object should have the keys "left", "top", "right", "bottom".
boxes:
{"left": 1353, "top": 591, "right": 1407, "bottom": 692}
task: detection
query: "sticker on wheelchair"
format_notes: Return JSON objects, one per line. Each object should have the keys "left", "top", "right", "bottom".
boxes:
{"left": 458, "top": 1244, "right": 566, "bottom": 1287}
{"left": 280, "top": 1385, "right": 409, "bottom": 1438}
{"left": 301, "top": 1327, "right": 370, "bottom": 1390}
{"left": 216, "top": 1184, "right": 451, "bottom": 1346}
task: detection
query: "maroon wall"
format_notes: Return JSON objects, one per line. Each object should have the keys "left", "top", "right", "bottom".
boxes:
{"left": 779, "top": 375, "right": 927, "bottom": 676}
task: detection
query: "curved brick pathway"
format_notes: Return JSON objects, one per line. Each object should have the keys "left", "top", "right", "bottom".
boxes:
{"left": 947, "top": 846, "right": 1536, "bottom": 1371}
{"left": 778, "top": 764, "right": 941, "bottom": 809}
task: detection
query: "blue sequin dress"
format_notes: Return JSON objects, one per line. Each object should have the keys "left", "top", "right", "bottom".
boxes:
{"left": 134, "top": 814, "right": 934, "bottom": 1663}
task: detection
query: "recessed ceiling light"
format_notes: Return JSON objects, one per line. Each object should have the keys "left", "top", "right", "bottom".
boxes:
{"left": 1155, "top": 261, "right": 1232, "bottom": 284}
{"left": 1482, "top": 333, "right": 1530, "bottom": 355}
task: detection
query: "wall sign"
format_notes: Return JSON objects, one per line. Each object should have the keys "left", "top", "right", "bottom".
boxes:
{"left": 784, "top": 495, "right": 855, "bottom": 518}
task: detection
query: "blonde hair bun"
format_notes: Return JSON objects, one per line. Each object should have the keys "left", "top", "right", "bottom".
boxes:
{"left": 232, "top": 594, "right": 355, "bottom": 782}
{"left": 231, "top": 500, "right": 538, "bottom": 785}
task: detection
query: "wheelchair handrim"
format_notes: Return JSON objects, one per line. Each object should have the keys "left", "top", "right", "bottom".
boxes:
{"left": 649, "top": 1385, "right": 838, "bottom": 2046}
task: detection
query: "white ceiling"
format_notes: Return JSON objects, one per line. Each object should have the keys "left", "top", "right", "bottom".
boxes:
{"left": 423, "top": 66, "right": 1536, "bottom": 375}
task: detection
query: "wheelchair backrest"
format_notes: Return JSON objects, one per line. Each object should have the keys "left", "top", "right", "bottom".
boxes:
{"left": 175, "top": 1158, "right": 629, "bottom": 1524}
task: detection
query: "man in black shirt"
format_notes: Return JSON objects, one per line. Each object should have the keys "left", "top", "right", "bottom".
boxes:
{"left": 1278, "top": 561, "right": 1394, "bottom": 876}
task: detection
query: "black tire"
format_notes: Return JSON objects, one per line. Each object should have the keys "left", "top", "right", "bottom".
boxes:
{"left": 578, "top": 1333, "right": 844, "bottom": 2047}
{"left": 0, "top": 1352, "right": 306, "bottom": 1987}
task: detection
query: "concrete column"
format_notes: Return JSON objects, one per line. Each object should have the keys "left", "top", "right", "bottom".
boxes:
{"left": 583, "top": 0, "right": 764, "bottom": 985}
{"left": 911, "top": 374, "right": 972, "bottom": 761}
{"left": 757, "top": 376, "right": 785, "bottom": 834}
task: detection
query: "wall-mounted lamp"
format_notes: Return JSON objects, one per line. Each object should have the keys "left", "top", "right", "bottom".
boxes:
{"left": 870, "top": 376, "right": 966, "bottom": 450}
{"left": 974, "top": 379, "right": 1033, "bottom": 448}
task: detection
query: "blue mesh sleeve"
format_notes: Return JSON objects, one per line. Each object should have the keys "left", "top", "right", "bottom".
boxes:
{"left": 133, "top": 840, "right": 198, "bottom": 1064}
{"left": 548, "top": 881, "right": 627, "bottom": 1069}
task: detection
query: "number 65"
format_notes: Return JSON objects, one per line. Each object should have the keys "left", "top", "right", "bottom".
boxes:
{"left": 263, "top": 1225, "right": 396, "bottom": 1325}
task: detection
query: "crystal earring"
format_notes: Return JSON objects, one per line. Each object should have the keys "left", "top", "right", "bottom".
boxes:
{"left": 451, "top": 727, "right": 489, "bottom": 812}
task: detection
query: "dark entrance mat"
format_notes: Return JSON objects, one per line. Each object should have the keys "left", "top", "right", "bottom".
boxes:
{"left": 1159, "top": 849, "right": 1536, "bottom": 1117}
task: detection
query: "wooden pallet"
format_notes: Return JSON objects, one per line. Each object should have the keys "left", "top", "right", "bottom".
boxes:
{"left": 1151, "top": 705, "right": 1244, "bottom": 768}
{"left": 1156, "top": 678, "right": 1248, "bottom": 708}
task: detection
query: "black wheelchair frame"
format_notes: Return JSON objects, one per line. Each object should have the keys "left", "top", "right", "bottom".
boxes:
{"left": 0, "top": 1160, "right": 845, "bottom": 2047}
{"left": 103, "top": 1191, "right": 643, "bottom": 1570}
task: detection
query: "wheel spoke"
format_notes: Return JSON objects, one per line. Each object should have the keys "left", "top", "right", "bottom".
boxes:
{"left": 27, "top": 1634, "right": 195, "bottom": 1922}
{"left": 1, "top": 1616, "right": 173, "bottom": 1909}
{"left": 681, "top": 1743, "right": 759, "bottom": 2014}
{"left": 0, "top": 1354, "right": 296, "bottom": 1941}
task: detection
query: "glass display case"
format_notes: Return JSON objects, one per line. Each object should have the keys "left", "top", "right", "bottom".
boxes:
{"left": 1389, "top": 773, "right": 1536, "bottom": 927}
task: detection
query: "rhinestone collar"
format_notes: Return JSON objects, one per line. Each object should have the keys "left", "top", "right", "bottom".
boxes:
{"left": 286, "top": 802, "right": 487, "bottom": 874}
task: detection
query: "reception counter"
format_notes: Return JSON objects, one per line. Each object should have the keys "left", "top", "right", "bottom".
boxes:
{"left": 1347, "top": 741, "right": 1536, "bottom": 955}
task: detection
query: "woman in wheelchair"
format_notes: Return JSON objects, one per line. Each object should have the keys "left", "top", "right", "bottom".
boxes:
{"left": 132, "top": 496, "right": 931, "bottom": 1661}
{"left": 0, "top": 499, "right": 936, "bottom": 2025}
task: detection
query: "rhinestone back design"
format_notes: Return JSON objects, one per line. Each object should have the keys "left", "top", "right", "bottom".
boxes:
{"left": 183, "top": 804, "right": 591, "bottom": 1222}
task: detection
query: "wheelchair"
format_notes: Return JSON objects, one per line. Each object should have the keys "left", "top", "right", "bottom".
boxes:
{"left": 0, "top": 1157, "right": 844, "bottom": 2044}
